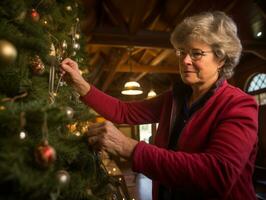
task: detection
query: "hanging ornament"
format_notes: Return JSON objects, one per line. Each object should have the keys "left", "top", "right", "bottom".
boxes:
{"left": 30, "top": 9, "right": 40, "bottom": 22}
{"left": 34, "top": 140, "right": 56, "bottom": 168}
{"left": 56, "top": 170, "right": 70, "bottom": 185}
{"left": 29, "top": 55, "right": 45, "bottom": 75}
{"left": 50, "top": 43, "right": 56, "bottom": 57}
{"left": 0, "top": 40, "right": 17, "bottom": 64}
{"left": 18, "top": 112, "right": 27, "bottom": 140}
{"left": 65, "top": 106, "right": 74, "bottom": 119}
{"left": 65, "top": 5, "right": 72, "bottom": 12}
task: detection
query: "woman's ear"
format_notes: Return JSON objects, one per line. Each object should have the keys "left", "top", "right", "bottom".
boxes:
{"left": 218, "top": 59, "right": 225, "bottom": 69}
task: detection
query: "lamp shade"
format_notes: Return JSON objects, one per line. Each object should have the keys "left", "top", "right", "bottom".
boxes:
{"left": 121, "top": 81, "right": 143, "bottom": 95}
{"left": 147, "top": 89, "right": 157, "bottom": 98}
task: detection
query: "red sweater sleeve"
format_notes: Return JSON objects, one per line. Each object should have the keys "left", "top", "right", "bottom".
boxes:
{"left": 80, "top": 85, "right": 169, "bottom": 124}
{"left": 132, "top": 95, "right": 258, "bottom": 198}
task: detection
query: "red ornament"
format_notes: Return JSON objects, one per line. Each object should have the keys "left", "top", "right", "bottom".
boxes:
{"left": 34, "top": 140, "right": 56, "bottom": 168}
{"left": 30, "top": 9, "right": 40, "bottom": 22}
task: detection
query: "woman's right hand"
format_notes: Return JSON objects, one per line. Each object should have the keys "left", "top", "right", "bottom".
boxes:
{"left": 61, "top": 58, "right": 91, "bottom": 96}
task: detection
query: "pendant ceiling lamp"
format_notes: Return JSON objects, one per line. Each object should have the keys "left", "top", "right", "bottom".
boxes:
{"left": 121, "top": 81, "right": 143, "bottom": 95}
{"left": 121, "top": 47, "right": 143, "bottom": 95}
{"left": 147, "top": 89, "right": 156, "bottom": 98}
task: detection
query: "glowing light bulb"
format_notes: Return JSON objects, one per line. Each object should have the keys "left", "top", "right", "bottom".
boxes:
{"left": 19, "top": 130, "right": 27, "bottom": 139}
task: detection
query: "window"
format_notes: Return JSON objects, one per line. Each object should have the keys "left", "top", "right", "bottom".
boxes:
{"left": 139, "top": 124, "right": 152, "bottom": 143}
{"left": 246, "top": 73, "right": 266, "bottom": 105}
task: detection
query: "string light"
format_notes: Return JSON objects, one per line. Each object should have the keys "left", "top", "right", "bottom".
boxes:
{"left": 19, "top": 130, "right": 27, "bottom": 139}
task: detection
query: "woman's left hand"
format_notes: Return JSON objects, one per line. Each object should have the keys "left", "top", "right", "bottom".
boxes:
{"left": 86, "top": 121, "right": 138, "bottom": 159}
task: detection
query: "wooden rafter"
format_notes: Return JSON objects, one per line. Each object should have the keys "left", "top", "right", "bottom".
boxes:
{"left": 89, "top": 28, "right": 266, "bottom": 60}
{"left": 102, "top": 0, "right": 128, "bottom": 30}
{"left": 129, "top": 0, "right": 147, "bottom": 34}
{"left": 101, "top": 50, "right": 129, "bottom": 91}
{"left": 89, "top": 27, "right": 171, "bottom": 48}
{"left": 117, "top": 64, "right": 178, "bottom": 73}
{"left": 223, "top": 0, "right": 238, "bottom": 12}
{"left": 142, "top": 0, "right": 164, "bottom": 29}
{"left": 135, "top": 49, "right": 173, "bottom": 81}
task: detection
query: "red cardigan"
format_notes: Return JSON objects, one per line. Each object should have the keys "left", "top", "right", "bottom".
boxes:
{"left": 80, "top": 80, "right": 258, "bottom": 200}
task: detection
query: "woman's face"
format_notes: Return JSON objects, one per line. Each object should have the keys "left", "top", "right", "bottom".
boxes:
{"left": 175, "top": 40, "right": 224, "bottom": 87}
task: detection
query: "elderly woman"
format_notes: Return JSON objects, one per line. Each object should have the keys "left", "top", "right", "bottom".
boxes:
{"left": 61, "top": 11, "right": 258, "bottom": 200}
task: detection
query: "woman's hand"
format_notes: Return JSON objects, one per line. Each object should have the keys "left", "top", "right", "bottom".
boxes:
{"left": 60, "top": 58, "right": 91, "bottom": 96}
{"left": 86, "top": 121, "right": 138, "bottom": 159}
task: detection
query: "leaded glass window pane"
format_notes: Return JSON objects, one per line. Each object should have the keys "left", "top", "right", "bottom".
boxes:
{"left": 248, "top": 74, "right": 266, "bottom": 92}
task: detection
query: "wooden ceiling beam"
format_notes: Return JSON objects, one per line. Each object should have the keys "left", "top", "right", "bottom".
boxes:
{"left": 89, "top": 29, "right": 266, "bottom": 59}
{"left": 135, "top": 49, "right": 173, "bottom": 81}
{"left": 89, "top": 27, "right": 171, "bottom": 48}
{"left": 117, "top": 64, "right": 178, "bottom": 73}
{"left": 101, "top": 50, "right": 129, "bottom": 91}
{"left": 150, "top": 49, "right": 173, "bottom": 65}
{"left": 142, "top": 0, "right": 164, "bottom": 29}
{"left": 129, "top": 0, "right": 147, "bottom": 34}
{"left": 243, "top": 41, "right": 266, "bottom": 60}
{"left": 223, "top": 0, "right": 238, "bottom": 12}
{"left": 102, "top": 0, "right": 128, "bottom": 30}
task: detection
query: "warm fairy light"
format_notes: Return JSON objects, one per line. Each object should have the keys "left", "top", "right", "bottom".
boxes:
{"left": 75, "top": 33, "right": 80, "bottom": 40}
{"left": 112, "top": 167, "right": 116, "bottom": 172}
{"left": 62, "top": 40, "right": 67, "bottom": 49}
{"left": 257, "top": 32, "right": 262, "bottom": 37}
{"left": 119, "top": 178, "right": 122, "bottom": 181}
{"left": 0, "top": 106, "right": 6, "bottom": 110}
{"left": 75, "top": 131, "right": 81, "bottom": 136}
{"left": 108, "top": 171, "right": 111, "bottom": 174}
{"left": 73, "top": 42, "right": 80, "bottom": 50}
{"left": 67, "top": 122, "right": 77, "bottom": 133}
{"left": 19, "top": 130, "right": 27, "bottom": 139}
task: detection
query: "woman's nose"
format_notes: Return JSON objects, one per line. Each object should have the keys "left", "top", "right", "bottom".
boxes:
{"left": 182, "top": 53, "right": 193, "bottom": 65}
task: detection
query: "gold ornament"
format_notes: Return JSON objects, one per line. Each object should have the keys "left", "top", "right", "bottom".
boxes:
{"left": 0, "top": 40, "right": 17, "bottom": 64}
{"left": 65, "top": 106, "right": 74, "bottom": 119}
{"left": 29, "top": 55, "right": 45, "bottom": 75}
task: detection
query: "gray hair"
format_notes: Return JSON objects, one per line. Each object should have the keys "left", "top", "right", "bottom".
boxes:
{"left": 170, "top": 11, "right": 242, "bottom": 79}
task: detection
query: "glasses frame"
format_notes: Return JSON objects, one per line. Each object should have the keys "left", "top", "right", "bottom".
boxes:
{"left": 175, "top": 48, "right": 213, "bottom": 61}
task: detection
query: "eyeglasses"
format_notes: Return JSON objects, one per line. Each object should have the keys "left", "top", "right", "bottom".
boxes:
{"left": 175, "top": 48, "right": 213, "bottom": 61}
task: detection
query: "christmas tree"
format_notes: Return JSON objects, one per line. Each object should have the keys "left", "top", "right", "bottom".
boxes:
{"left": 0, "top": 0, "right": 119, "bottom": 199}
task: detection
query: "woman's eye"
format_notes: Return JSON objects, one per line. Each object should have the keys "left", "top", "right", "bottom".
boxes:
{"left": 192, "top": 52, "right": 202, "bottom": 57}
